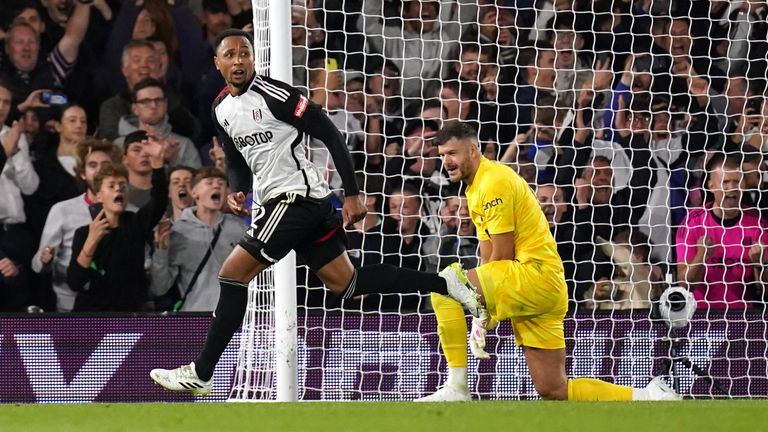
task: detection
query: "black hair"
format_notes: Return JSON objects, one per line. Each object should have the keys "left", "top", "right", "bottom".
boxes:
{"left": 132, "top": 77, "right": 166, "bottom": 100}
{"left": 202, "top": 0, "right": 229, "bottom": 13}
{"left": 214, "top": 28, "right": 254, "bottom": 52}
{"left": 589, "top": 154, "right": 613, "bottom": 167}
{"left": 403, "top": 119, "right": 440, "bottom": 137}
{"left": 434, "top": 121, "right": 478, "bottom": 146}
{"left": 57, "top": 103, "right": 86, "bottom": 121}
{"left": 168, "top": 165, "right": 196, "bottom": 179}
{"left": 123, "top": 130, "right": 148, "bottom": 152}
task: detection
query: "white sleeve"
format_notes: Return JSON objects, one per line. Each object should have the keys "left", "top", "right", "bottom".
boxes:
{"left": 359, "top": 0, "right": 385, "bottom": 54}
{"left": 32, "top": 204, "right": 65, "bottom": 273}
{"left": 10, "top": 135, "right": 39, "bottom": 196}
{"left": 441, "top": 0, "right": 477, "bottom": 38}
{"left": 150, "top": 247, "right": 176, "bottom": 296}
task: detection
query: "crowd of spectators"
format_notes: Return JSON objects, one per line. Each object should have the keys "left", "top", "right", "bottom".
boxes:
{"left": 0, "top": 0, "right": 767, "bottom": 314}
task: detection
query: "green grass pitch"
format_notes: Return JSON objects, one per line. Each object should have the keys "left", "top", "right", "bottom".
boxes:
{"left": 1, "top": 401, "right": 765, "bottom": 432}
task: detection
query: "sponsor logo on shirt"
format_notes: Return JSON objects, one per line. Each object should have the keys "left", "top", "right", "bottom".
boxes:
{"left": 233, "top": 131, "right": 274, "bottom": 150}
{"left": 482, "top": 197, "right": 503, "bottom": 211}
{"left": 294, "top": 96, "right": 309, "bottom": 118}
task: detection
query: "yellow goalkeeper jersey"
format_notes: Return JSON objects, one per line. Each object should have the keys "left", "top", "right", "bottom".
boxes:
{"left": 465, "top": 157, "right": 563, "bottom": 271}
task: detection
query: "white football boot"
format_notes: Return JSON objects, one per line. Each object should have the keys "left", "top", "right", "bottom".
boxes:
{"left": 439, "top": 262, "right": 487, "bottom": 318}
{"left": 150, "top": 362, "right": 213, "bottom": 395}
{"left": 644, "top": 377, "right": 682, "bottom": 401}
{"left": 415, "top": 383, "right": 472, "bottom": 402}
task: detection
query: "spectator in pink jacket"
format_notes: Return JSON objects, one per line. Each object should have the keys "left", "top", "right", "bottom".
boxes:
{"left": 676, "top": 153, "right": 768, "bottom": 309}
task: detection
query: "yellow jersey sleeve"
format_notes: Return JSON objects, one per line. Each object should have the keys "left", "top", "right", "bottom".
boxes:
{"left": 467, "top": 157, "right": 564, "bottom": 270}
{"left": 479, "top": 178, "right": 516, "bottom": 237}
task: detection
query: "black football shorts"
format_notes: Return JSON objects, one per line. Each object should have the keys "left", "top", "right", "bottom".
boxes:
{"left": 238, "top": 192, "right": 346, "bottom": 270}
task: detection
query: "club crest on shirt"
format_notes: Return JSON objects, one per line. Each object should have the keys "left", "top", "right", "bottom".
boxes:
{"left": 252, "top": 109, "right": 262, "bottom": 122}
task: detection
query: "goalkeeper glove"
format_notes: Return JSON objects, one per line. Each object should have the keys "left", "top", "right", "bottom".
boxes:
{"left": 469, "top": 316, "right": 490, "bottom": 360}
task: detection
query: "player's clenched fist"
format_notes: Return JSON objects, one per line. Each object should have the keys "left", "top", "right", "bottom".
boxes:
{"left": 227, "top": 191, "right": 248, "bottom": 216}
{"left": 342, "top": 194, "right": 367, "bottom": 227}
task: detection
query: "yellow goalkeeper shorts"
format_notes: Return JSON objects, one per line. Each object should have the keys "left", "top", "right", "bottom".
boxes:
{"left": 475, "top": 260, "right": 568, "bottom": 349}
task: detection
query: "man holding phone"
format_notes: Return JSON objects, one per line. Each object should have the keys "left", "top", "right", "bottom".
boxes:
{"left": 33, "top": 138, "right": 121, "bottom": 312}
{"left": 66, "top": 131, "right": 167, "bottom": 312}
{"left": 734, "top": 95, "right": 767, "bottom": 149}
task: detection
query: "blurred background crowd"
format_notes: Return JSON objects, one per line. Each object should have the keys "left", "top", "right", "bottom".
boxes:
{"left": 0, "top": 0, "right": 766, "bottom": 314}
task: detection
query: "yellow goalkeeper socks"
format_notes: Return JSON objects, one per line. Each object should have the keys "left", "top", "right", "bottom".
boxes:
{"left": 567, "top": 378, "right": 633, "bottom": 401}
{"left": 431, "top": 292, "right": 468, "bottom": 369}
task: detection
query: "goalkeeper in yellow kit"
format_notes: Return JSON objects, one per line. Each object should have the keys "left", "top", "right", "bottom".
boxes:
{"left": 418, "top": 122, "right": 680, "bottom": 402}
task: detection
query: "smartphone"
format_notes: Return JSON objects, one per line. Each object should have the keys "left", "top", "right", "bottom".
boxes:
{"left": 89, "top": 203, "right": 104, "bottom": 220}
{"left": 41, "top": 91, "right": 69, "bottom": 106}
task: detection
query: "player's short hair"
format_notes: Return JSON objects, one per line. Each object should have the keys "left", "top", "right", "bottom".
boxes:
{"left": 121, "top": 39, "right": 156, "bottom": 68}
{"left": 214, "top": 28, "right": 254, "bottom": 53}
{"left": 93, "top": 163, "right": 129, "bottom": 193}
{"left": 74, "top": 137, "right": 122, "bottom": 178}
{"left": 434, "top": 121, "right": 478, "bottom": 146}
{"left": 192, "top": 167, "right": 228, "bottom": 188}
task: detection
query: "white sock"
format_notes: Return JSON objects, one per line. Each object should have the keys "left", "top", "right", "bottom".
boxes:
{"left": 632, "top": 387, "right": 649, "bottom": 401}
{"left": 446, "top": 367, "right": 467, "bottom": 388}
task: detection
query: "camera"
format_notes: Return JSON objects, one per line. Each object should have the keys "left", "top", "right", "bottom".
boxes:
{"left": 658, "top": 287, "right": 696, "bottom": 329}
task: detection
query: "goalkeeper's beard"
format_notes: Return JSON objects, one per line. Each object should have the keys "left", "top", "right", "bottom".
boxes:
{"left": 447, "top": 164, "right": 471, "bottom": 184}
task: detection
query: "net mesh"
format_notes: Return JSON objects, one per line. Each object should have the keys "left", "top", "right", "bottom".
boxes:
{"left": 232, "top": 0, "right": 768, "bottom": 400}
{"left": 229, "top": 268, "right": 277, "bottom": 401}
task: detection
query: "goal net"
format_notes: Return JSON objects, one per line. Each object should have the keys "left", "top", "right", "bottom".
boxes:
{"left": 231, "top": 0, "right": 768, "bottom": 400}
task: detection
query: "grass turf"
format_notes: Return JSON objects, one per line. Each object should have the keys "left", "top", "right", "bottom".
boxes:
{"left": 2, "top": 401, "right": 764, "bottom": 432}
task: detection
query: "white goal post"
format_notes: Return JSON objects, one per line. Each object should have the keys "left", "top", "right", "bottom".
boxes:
{"left": 230, "top": 0, "right": 768, "bottom": 401}
{"left": 229, "top": 0, "right": 298, "bottom": 402}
